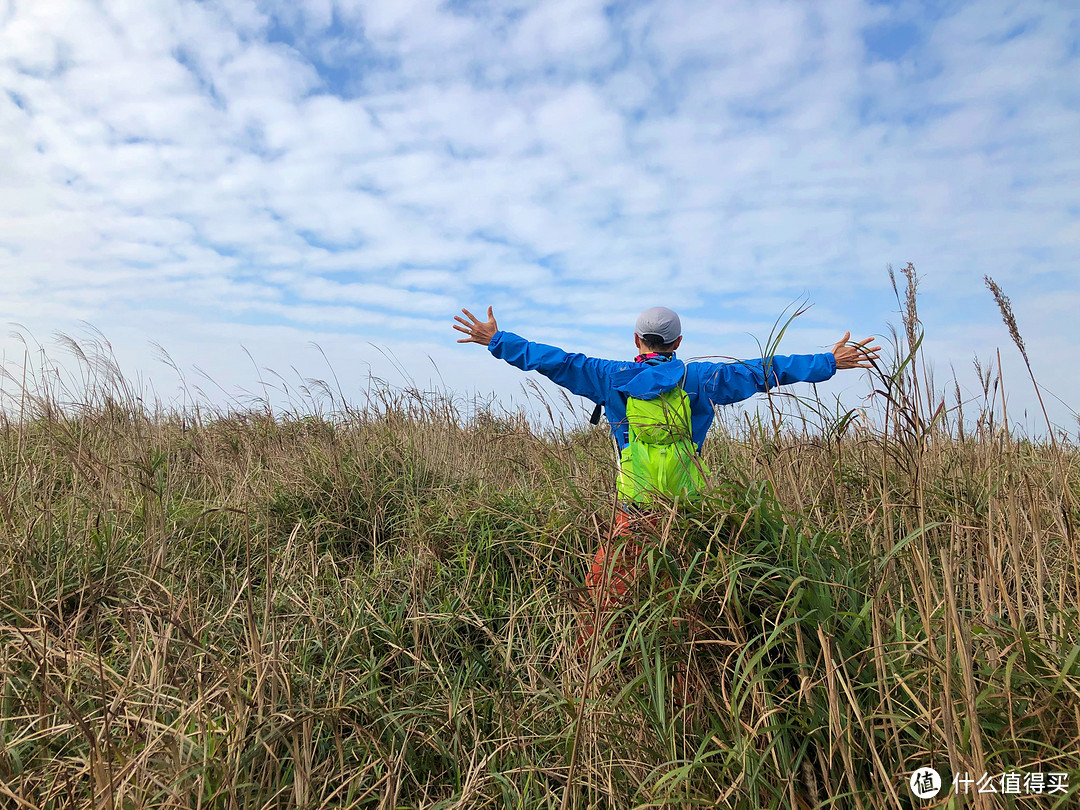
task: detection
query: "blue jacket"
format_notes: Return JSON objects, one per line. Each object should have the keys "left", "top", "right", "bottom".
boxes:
{"left": 488, "top": 331, "right": 837, "bottom": 452}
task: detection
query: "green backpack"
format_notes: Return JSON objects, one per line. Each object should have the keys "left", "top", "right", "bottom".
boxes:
{"left": 616, "top": 369, "right": 710, "bottom": 505}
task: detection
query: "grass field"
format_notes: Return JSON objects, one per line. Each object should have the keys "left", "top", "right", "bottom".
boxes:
{"left": 1, "top": 272, "right": 1078, "bottom": 809}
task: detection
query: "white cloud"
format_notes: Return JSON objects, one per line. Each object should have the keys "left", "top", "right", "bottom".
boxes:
{"left": 511, "top": 0, "right": 613, "bottom": 64}
{"left": 0, "top": 0, "right": 1076, "bottom": 429}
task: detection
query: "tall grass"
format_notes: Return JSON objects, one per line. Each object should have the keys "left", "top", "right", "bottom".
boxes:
{"left": 0, "top": 271, "right": 1078, "bottom": 808}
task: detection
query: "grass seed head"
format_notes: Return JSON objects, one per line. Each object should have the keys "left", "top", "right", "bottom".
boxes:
{"left": 984, "top": 274, "right": 1028, "bottom": 363}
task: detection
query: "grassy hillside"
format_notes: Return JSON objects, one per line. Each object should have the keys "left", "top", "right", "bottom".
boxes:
{"left": 1, "top": 286, "right": 1078, "bottom": 808}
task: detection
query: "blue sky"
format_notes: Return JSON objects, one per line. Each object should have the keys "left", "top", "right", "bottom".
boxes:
{"left": 1, "top": 0, "right": 1077, "bottom": 433}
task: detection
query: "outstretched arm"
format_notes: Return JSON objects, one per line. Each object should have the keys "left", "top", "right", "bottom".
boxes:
{"left": 701, "top": 332, "right": 880, "bottom": 406}
{"left": 453, "top": 306, "right": 621, "bottom": 402}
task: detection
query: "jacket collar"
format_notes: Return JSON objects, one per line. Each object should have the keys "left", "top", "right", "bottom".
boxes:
{"left": 610, "top": 357, "right": 687, "bottom": 399}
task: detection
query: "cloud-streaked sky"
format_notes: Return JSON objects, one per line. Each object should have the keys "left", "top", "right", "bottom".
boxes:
{"left": 1, "top": 0, "right": 1077, "bottom": 432}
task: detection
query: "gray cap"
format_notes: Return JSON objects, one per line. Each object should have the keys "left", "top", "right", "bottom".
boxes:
{"left": 635, "top": 306, "right": 682, "bottom": 344}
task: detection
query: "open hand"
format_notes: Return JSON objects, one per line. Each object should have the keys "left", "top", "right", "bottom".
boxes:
{"left": 453, "top": 306, "right": 498, "bottom": 346}
{"left": 832, "top": 332, "right": 881, "bottom": 369}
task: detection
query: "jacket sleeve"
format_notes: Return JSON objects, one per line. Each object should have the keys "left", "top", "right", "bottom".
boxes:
{"left": 699, "top": 353, "right": 837, "bottom": 407}
{"left": 487, "top": 331, "right": 622, "bottom": 403}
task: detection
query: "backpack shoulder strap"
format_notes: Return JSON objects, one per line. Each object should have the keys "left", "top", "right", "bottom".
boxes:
{"left": 677, "top": 363, "right": 702, "bottom": 456}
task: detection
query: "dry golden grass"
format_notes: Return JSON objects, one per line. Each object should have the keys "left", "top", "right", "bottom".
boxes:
{"left": 0, "top": 271, "right": 1077, "bottom": 808}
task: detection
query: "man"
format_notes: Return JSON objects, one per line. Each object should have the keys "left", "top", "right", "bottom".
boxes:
{"left": 453, "top": 305, "right": 879, "bottom": 646}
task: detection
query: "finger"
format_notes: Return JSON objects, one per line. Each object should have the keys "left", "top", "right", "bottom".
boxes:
{"left": 453, "top": 316, "right": 471, "bottom": 326}
{"left": 487, "top": 305, "right": 494, "bottom": 321}
{"left": 840, "top": 331, "right": 851, "bottom": 344}
{"left": 461, "top": 308, "right": 479, "bottom": 323}
{"left": 456, "top": 337, "right": 473, "bottom": 343}
{"left": 452, "top": 324, "right": 471, "bottom": 334}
